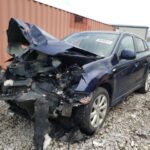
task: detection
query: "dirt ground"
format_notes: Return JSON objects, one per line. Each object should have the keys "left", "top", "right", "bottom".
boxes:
{"left": 0, "top": 91, "right": 150, "bottom": 150}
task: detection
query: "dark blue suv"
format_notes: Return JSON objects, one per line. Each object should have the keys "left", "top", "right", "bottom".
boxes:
{"left": 63, "top": 31, "right": 150, "bottom": 134}
{"left": 1, "top": 18, "right": 150, "bottom": 137}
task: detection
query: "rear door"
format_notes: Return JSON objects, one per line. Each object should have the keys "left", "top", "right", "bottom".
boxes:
{"left": 134, "top": 37, "right": 149, "bottom": 84}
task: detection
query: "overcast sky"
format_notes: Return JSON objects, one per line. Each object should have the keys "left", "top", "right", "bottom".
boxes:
{"left": 35, "top": 0, "right": 150, "bottom": 27}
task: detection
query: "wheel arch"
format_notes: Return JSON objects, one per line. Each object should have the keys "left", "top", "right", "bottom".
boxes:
{"left": 99, "top": 82, "right": 113, "bottom": 104}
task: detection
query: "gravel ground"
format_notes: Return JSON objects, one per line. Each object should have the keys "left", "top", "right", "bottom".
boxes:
{"left": 0, "top": 92, "right": 150, "bottom": 150}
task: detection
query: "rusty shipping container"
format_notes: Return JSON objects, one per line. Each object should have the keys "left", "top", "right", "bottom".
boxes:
{"left": 0, "top": 0, "right": 114, "bottom": 67}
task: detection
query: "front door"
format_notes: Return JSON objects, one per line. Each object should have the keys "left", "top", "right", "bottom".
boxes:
{"left": 112, "top": 35, "right": 137, "bottom": 101}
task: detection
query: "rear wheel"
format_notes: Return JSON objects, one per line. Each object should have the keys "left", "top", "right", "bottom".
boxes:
{"left": 75, "top": 87, "right": 109, "bottom": 135}
{"left": 138, "top": 72, "right": 150, "bottom": 93}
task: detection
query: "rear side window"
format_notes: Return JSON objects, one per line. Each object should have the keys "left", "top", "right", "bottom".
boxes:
{"left": 143, "top": 41, "right": 149, "bottom": 50}
{"left": 135, "top": 38, "right": 145, "bottom": 52}
{"left": 118, "top": 36, "right": 135, "bottom": 53}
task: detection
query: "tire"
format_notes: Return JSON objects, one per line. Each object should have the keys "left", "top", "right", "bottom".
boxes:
{"left": 74, "top": 87, "right": 110, "bottom": 135}
{"left": 138, "top": 72, "right": 150, "bottom": 93}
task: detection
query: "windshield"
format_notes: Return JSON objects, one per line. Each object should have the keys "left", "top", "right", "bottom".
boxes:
{"left": 63, "top": 32, "right": 119, "bottom": 57}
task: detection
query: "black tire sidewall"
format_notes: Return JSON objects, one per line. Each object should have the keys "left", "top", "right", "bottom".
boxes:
{"left": 138, "top": 71, "right": 150, "bottom": 93}
{"left": 144, "top": 73, "right": 150, "bottom": 92}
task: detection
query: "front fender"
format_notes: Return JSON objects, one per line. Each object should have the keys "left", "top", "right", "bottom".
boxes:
{"left": 74, "top": 56, "right": 114, "bottom": 93}
{"left": 75, "top": 68, "right": 112, "bottom": 93}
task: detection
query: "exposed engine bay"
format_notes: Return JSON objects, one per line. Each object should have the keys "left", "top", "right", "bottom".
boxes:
{"left": 1, "top": 47, "right": 93, "bottom": 117}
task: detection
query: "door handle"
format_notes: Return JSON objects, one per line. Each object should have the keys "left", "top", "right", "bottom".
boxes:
{"left": 112, "top": 68, "right": 116, "bottom": 72}
{"left": 135, "top": 62, "right": 139, "bottom": 67}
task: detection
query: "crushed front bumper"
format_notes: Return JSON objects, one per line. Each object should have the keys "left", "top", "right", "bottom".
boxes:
{"left": 0, "top": 91, "right": 80, "bottom": 118}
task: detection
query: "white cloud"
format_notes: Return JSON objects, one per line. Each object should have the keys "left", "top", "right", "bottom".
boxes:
{"left": 35, "top": 0, "right": 150, "bottom": 27}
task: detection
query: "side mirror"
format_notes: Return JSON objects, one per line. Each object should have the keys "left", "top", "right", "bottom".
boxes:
{"left": 120, "top": 49, "right": 136, "bottom": 60}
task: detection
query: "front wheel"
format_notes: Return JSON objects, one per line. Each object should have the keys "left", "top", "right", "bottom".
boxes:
{"left": 74, "top": 87, "right": 109, "bottom": 135}
{"left": 138, "top": 72, "right": 150, "bottom": 93}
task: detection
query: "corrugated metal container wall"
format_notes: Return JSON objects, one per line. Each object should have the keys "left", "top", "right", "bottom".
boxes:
{"left": 0, "top": 0, "right": 114, "bottom": 67}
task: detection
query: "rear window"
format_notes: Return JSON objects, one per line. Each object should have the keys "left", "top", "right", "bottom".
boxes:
{"left": 143, "top": 41, "right": 149, "bottom": 50}
{"left": 135, "top": 38, "right": 146, "bottom": 52}
{"left": 147, "top": 42, "right": 150, "bottom": 49}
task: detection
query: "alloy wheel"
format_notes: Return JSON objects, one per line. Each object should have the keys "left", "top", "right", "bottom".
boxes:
{"left": 90, "top": 94, "right": 108, "bottom": 128}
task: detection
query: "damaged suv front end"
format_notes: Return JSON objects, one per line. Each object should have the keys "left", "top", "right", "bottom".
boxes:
{"left": 1, "top": 19, "right": 97, "bottom": 119}
{"left": 2, "top": 53, "right": 92, "bottom": 119}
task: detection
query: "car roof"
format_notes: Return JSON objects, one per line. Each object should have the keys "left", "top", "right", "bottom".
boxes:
{"left": 73, "top": 31, "right": 145, "bottom": 40}
{"left": 73, "top": 30, "right": 121, "bottom": 35}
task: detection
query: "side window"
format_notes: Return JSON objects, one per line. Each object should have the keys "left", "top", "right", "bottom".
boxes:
{"left": 118, "top": 36, "right": 135, "bottom": 54}
{"left": 143, "top": 41, "right": 149, "bottom": 50}
{"left": 135, "top": 38, "right": 145, "bottom": 52}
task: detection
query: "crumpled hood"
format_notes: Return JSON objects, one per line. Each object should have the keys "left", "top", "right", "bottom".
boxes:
{"left": 7, "top": 18, "right": 74, "bottom": 56}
